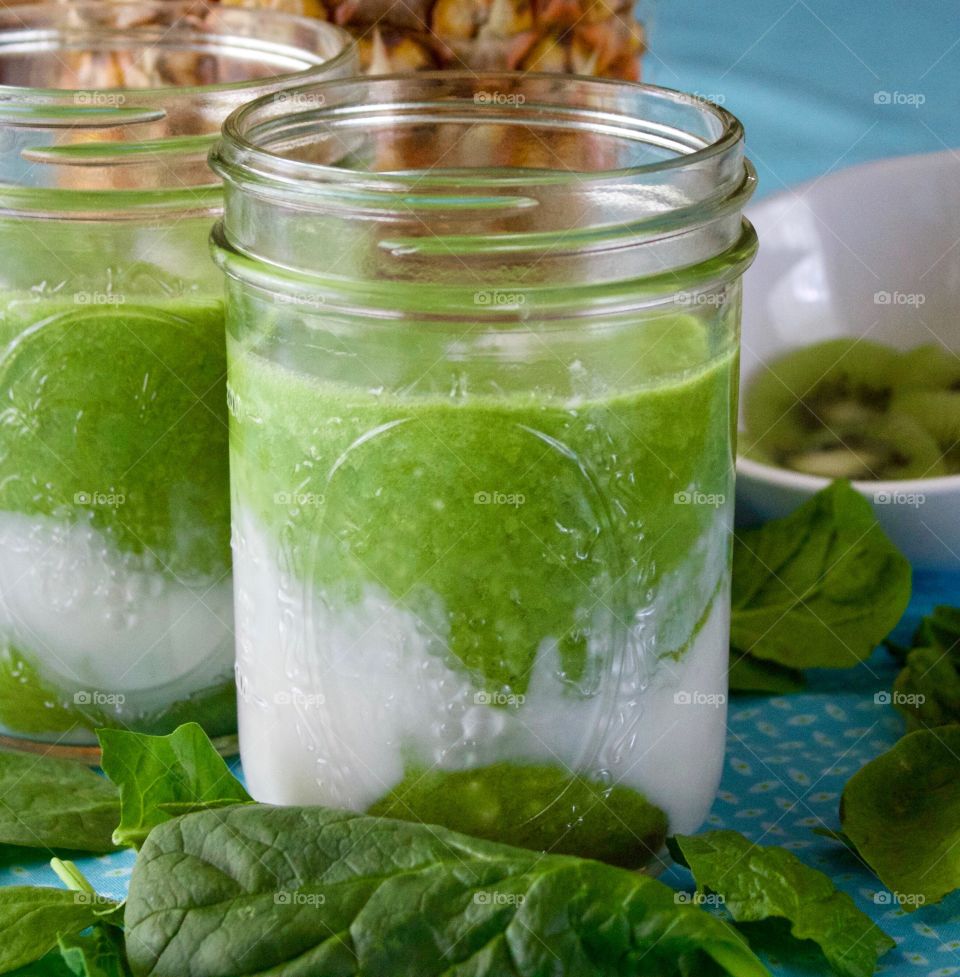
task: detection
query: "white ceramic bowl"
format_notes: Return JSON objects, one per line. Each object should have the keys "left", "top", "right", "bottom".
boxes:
{"left": 737, "top": 150, "right": 960, "bottom": 569}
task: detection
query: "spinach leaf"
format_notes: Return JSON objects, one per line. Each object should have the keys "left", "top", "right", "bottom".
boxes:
{"left": 126, "top": 804, "right": 770, "bottom": 977}
{"left": 98, "top": 723, "right": 251, "bottom": 849}
{"left": 728, "top": 653, "right": 804, "bottom": 694}
{"left": 883, "top": 604, "right": 960, "bottom": 729}
{"left": 5, "top": 953, "right": 75, "bottom": 976}
{"left": 730, "top": 481, "right": 911, "bottom": 672}
{"left": 669, "top": 830, "right": 893, "bottom": 977}
{"left": 912, "top": 605, "right": 960, "bottom": 657}
{"left": 368, "top": 762, "right": 668, "bottom": 870}
{"left": 0, "top": 752, "right": 119, "bottom": 853}
{"left": 840, "top": 725, "right": 960, "bottom": 909}
{"left": 59, "top": 930, "right": 132, "bottom": 977}
{"left": 893, "top": 645, "right": 960, "bottom": 729}
{"left": 0, "top": 886, "right": 120, "bottom": 973}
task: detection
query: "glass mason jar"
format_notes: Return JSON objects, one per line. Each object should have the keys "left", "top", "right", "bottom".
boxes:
{"left": 212, "top": 73, "right": 757, "bottom": 869}
{"left": 0, "top": 2, "right": 354, "bottom": 756}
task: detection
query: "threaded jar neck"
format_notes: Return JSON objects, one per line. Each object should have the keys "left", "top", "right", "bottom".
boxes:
{"left": 0, "top": 1, "right": 355, "bottom": 218}
{"left": 211, "top": 72, "right": 757, "bottom": 320}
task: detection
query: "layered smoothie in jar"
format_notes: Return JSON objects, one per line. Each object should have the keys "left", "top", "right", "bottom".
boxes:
{"left": 0, "top": 2, "right": 354, "bottom": 749}
{"left": 213, "top": 74, "right": 756, "bottom": 867}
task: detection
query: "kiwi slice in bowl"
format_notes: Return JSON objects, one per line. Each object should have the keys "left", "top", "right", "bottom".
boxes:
{"left": 896, "top": 344, "right": 960, "bottom": 391}
{"left": 772, "top": 412, "right": 948, "bottom": 480}
{"left": 741, "top": 338, "right": 960, "bottom": 481}
{"left": 741, "top": 338, "right": 900, "bottom": 458}
{"left": 892, "top": 390, "right": 960, "bottom": 475}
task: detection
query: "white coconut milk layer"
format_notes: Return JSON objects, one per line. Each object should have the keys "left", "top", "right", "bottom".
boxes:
{"left": 235, "top": 505, "right": 728, "bottom": 834}
{"left": 0, "top": 510, "right": 234, "bottom": 720}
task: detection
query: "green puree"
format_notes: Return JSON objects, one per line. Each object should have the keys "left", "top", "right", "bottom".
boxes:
{"left": 0, "top": 646, "right": 237, "bottom": 739}
{"left": 229, "top": 315, "right": 736, "bottom": 695}
{"left": 0, "top": 293, "right": 234, "bottom": 737}
{"left": 0, "top": 295, "right": 231, "bottom": 579}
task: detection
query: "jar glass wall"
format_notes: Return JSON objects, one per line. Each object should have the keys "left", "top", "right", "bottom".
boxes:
{"left": 0, "top": 2, "right": 355, "bottom": 756}
{"left": 212, "top": 73, "right": 756, "bottom": 868}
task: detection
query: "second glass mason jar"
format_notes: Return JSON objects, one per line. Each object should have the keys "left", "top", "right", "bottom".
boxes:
{"left": 212, "top": 73, "right": 757, "bottom": 868}
{"left": 0, "top": 2, "right": 354, "bottom": 754}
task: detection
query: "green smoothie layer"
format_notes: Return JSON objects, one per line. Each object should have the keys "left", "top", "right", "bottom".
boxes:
{"left": 0, "top": 290, "right": 235, "bottom": 740}
{"left": 228, "top": 315, "right": 735, "bottom": 695}
{"left": 368, "top": 763, "right": 668, "bottom": 870}
{"left": 0, "top": 294, "right": 231, "bottom": 580}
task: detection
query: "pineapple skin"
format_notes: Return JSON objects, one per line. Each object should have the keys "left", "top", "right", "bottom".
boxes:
{"left": 218, "top": 0, "right": 646, "bottom": 78}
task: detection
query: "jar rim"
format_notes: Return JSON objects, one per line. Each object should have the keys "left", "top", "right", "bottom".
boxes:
{"left": 0, "top": 1, "right": 355, "bottom": 104}
{"left": 0, "top": 1, "right": 355, "bottom": 217}
{"left": 213, "top": 71, "right": 745, "bottom": 194}
{"left": 211, "top": 72, "right": 757, "bottom": 319}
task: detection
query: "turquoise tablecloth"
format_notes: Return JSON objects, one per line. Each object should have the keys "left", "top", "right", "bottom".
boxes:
{"left": 3, "top": 2, "right": 960, "bottom": 974}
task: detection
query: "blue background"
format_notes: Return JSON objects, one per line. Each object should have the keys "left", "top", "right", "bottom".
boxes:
{"left": 650, "top": 0, "right": 960, "bottom": 197}
{"left": 2, "top": 2, "right": 960, "bottom": 975}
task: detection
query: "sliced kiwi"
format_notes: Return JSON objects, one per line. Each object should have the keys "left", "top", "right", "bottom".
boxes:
{"left": 741, "top": 338, "right": 960, "bottom": 480}
{"left": 896, "top": 344, "right": 960, "bottom": 391}
{"left": 774, "top": 412, "right": 947, "bottom": 480}
{"left": 742, "top": 338, "right": 899, "bottom": 458}
{"left": 893, "top": 390, "right": 960, "bottom": 474}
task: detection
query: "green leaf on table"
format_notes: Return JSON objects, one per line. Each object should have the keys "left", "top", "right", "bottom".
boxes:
{"left": 913, "top": 605, "right": 960, "bottom": 657}
{"left": 840, "top": 724, "right": 960, "bottom": 910}
{"left": 893, "top": 646, "right": 960, "bottom": 729}
{"left": 126, "top": 804, "right": 771, "bottom": 977}
{"left": 728, "top": 652, "right": 805, "bottom": 693}
{"left": 882, "top": 604, "right": 960, "bottom": 729}
{"left": 669, "top": 830, "right": 893, "bottom": 977}
{"left": 98, "top": 723, "right": 251, "bottom": 850}
{"left": 887, "top": 604, "right": 960, "bottom": 666}
{"left": 59, "top": 929, "right": 132, "bottom": 977}
{"left": 0, "top": 752, "right": 119, "bottom": 853}
{"left": 0, "top": 886, "right": 120, "bottom": 973}
{"left": 730, "top": 480, "right": 911, "bottom": 673}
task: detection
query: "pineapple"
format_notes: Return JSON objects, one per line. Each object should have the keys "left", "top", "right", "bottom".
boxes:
{"left": 218, "top": 0, "right": 646, "bottom": 78}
